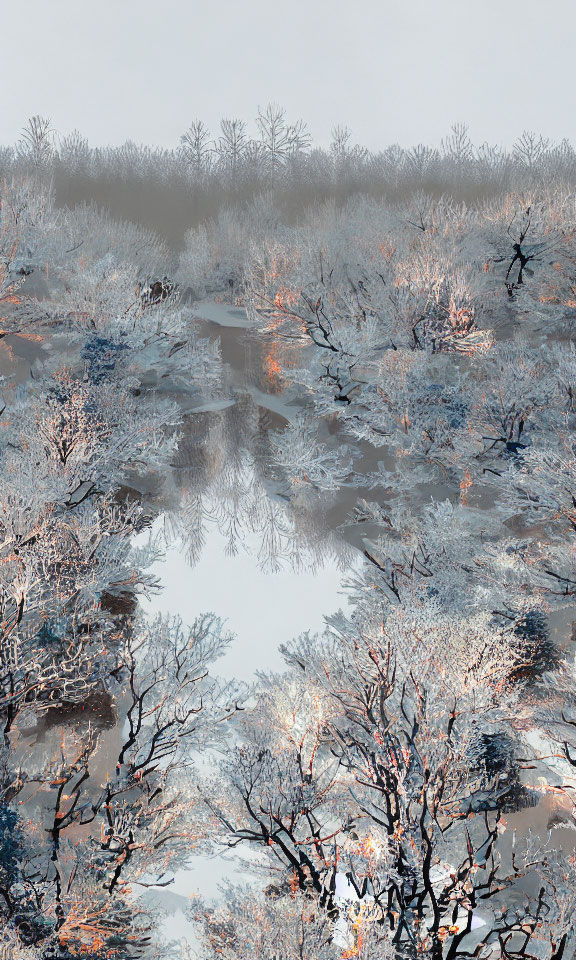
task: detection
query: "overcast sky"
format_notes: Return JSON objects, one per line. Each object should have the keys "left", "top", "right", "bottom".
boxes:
{"left": 6, "top": 0, "right": 575, "bottom": 152}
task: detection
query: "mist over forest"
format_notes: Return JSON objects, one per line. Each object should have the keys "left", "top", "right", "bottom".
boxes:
{"left": 5, "top": 112, "right": 576, "bottom": 246}
{"left": 1, "top": 112, "right": 576, "bottom": 959}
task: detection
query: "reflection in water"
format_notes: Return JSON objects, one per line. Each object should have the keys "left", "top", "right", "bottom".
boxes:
{"left": 133, "top": 302, "right": 359, "bottom": 950}
{"left": 152, "top": 299, "right": 356, "bottom": 576}
{"left": 136, "top": 512, "right": 355, "bottom": 949}
{"left": 163, "top": 395, "right": 355, "bottom": 574}
{"left": 140, "top": 516, "right": 354, "bottom": 681}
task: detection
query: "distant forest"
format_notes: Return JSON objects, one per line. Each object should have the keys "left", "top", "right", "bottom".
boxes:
{"left": 3, "top": 111, "right": 576, "bottom": 248}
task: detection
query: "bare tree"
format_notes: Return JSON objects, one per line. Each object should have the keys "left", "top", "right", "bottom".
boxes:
{"left": 179, "top": 119, "right": 213, "bottom": 177}
{"left": 16, "top": 116, "right": 55, "bottom": 169}
{"left": 215, "top": 118, "right": 249, "bottom": 178}
{"left": 256, "top": 103, "right": 311, "bottom": 172}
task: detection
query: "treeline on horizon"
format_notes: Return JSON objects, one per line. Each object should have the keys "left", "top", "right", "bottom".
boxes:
{"left": 3, "top": 110, "right": 576, "bottom": 248}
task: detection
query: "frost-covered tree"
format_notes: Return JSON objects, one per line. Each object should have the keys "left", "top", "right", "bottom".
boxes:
{"left": 197, "top": 598, "right": 575, "bottom": 959}
{"left": 16, "top": 116, "right": 55, "bottom": 169}
{"left": 0, "top": 613, "right": 242, "bottom": 956}
{"left": 179, "top": 119, "right": 213, "bottom": 177}
{"left": 256, "top": 103, "right": 311, "bottom": 172}
{"left": 215, "top": 118, "right": 249, "bottom": 178}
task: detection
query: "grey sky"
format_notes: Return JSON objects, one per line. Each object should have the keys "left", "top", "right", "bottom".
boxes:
{"left": 6, "top": 0, "right": 575, "bottom": 151}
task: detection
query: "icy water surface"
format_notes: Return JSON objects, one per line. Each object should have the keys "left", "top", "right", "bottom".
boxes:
{"left": 134, "top": 300, "right": 358, "bottom": 948}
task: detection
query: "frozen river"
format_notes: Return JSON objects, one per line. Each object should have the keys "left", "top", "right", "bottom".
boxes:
{"left": 134, "top": 300, "right": 358, "bottom": 951}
